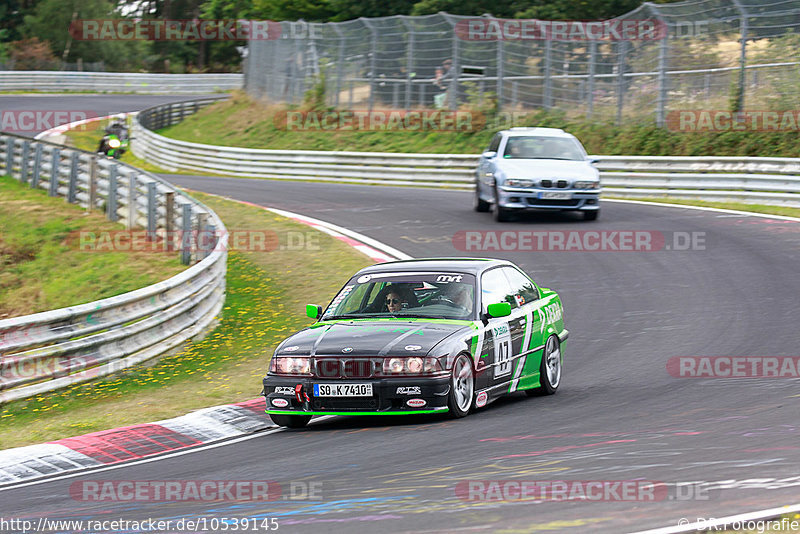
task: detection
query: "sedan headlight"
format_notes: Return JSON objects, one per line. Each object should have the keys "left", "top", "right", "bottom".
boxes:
{"left": 506, "top": 178, "right": 536, "bottom": 188}
{"left": 270, "top": 356, "right": 311, "bottom": 375}
{"left": 574, "top": 181, "right": 600, "bottom": 189}
{"left": 382, "top": 357, "right": 442, "bottom": 375}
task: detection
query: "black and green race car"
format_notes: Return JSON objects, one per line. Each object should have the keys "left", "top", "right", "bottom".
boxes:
{"left": 262, "top": 258, "right": 568, "bottom": 428}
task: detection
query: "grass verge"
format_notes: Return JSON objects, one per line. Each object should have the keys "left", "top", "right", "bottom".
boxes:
{"left": 0, "top": 191, "right": 370, "bottom": 449}
{"left": 0, "top": 175, "right": 184, "bottom": 318}
{"left": 157, "top": 91, "right": 800, "bottom": 157}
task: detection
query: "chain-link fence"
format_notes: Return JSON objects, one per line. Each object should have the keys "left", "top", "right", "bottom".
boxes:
{"left": 245, "top": 0, "right": 800, "bottom": 125}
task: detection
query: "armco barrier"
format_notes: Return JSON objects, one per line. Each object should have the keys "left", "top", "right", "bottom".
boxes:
{"left": 132, "top": 98, "right": 800, "bottom": 206}
{"left": 0, "top": 132, "right": 228, "bottom": 403}
{"left": 0, "top": 71, "right": 242, "bottom": 94}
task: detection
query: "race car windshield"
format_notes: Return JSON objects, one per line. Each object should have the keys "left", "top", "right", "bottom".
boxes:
{"left": 503, "top": 136, "right": 583, "bottom": 161}
{"left": 322, "top": 272, "right": 477, "bottom": 321}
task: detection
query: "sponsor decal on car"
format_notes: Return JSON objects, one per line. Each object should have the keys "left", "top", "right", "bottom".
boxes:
{"left": 396, "top": 386, "right": 422, "bottom": 395}
{"left": 405, "top": 345, "right": 422, "bottom": 351}
{"left": 283, "top": 346, "right": 299, "bottom": 352}
{"left": 476, "top": 391, "right": 488, "bottom": 407}
{"left": 407, "top": 398, "right": 427, "bottom": 408}
{"left": 273, "top": 386, "right": 295, "bottom": 395}
{"left": 271, "top": 398, "right": 289, "bottom": 408}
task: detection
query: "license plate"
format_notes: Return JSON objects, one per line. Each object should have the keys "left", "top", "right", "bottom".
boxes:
{"left": 313, "top": 383, "right": 373, "bottom": 397}
{"left": 540, "top": 191, "right": 572, "bottom": 200}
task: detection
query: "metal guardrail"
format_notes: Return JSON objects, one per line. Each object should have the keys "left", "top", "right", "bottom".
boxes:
{"left": 0, "top": 132, "right": 228, "bottom": 403}
{"left": 131, "top": 98, "right": 800, "bottom": 207}
{"left": 0, "top": 71, "right": 242, "bottom": 94}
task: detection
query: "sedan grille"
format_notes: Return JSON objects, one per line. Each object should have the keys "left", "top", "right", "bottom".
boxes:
{"left": 313, "top": 358, "right": 381, "bottom": 378}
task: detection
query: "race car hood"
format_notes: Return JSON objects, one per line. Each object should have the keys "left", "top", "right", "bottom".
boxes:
{"left": 275, "top": 320, "right": 473, "bottom": 358}
{"left": 496, "top": 158, "right": 598, "bottom": 181}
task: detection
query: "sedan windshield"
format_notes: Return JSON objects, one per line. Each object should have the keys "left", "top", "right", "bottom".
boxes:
{"left": 322, "top": 272, "right": 477, "bottom": 321}
{"left": 503, "top": 136, "right": 584, "bottom": 161}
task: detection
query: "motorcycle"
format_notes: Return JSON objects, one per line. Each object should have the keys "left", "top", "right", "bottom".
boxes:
{"left": 98, "top": 122, "right": 129, "bottom": 159}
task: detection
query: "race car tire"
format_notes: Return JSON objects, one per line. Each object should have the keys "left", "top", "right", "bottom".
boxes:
{"left": 526, "top": 335, "right": 561, "bottom": 396}
{"left": 493, "top": 188, "right": 512, "bottom": 222}
{"left": 448, "top": 353, "right": 475, "bottom": 417}
{"left": 583, "top": 209, "right": 599, "bottom": 221}
{"left": 269, "top": 413, "right": 312, "bottom": 428}
{"left": 474, "top": 187, "right": 490, "bottom": 212}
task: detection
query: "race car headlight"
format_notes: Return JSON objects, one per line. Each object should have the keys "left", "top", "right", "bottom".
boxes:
{"left": 270, "top": 356, "right": 311, "bottom": 375}
{"left": 506, "top": 178, "right": 536, "bottom": 188}
{"left": 574, "top": 180, "right": 600, "bottom": 189}
{"left": 382, "top": 356, "right": 441, "bottom": 374}
{"left": 108, "top": 138, "right": 121, "bottom": 148}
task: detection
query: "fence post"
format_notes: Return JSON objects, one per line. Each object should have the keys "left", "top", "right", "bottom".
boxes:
{"left": 511, "top": 81, "right": 518, "bottom": 109}
{"left": 20, "top": 141, "right": 30, "bottom": 184}
{"left": 49, "top": 148, "right": 60, "bottom": 196}
{"left": 32, "top": 143, "right": 43, "bottom": 188}
{"left": 5, "top": 137, "right": 14, "bottom": 175}
{"left": 362, "top": 18, "right": 377, "bottom": 113}
{"left": 732, "top": 0, "right": 749, "bottom": 111}
{"left": 447, "top": 15, "right": 460, "bottom": 111}
{"left": 165, "top": 191, "right": 175, "bottom": 251}
{"left": 88, "top": 156, "right": 98, "bottom": 210}
{"left": 147, "top": 181, "right": 157, "bottom": 241}
{"left": 405, "top": 20, "right": 414, "bottom": 111}
{"left": 587, "top": 41, "right": 596, "bottom": 118}
{"left": 67, "top": 151, "right": 79, "bottom": 203}
{"left": 616, "top": 41, "right": 629, "bottom": 126}
{"left": 181, "top": 203, "right": 193, "bottom": 265}
{"left": 544, "top": 40, "right": 552, "bottom": 109}
{"left": 128, "top": 171, "right": 137, "bottom": 229}
{"left": 197, "top": 212, "right": 209, "bottom": 260}
{"left": 107, "top": 164, "right": 118, "bottom": 222}
{"left": 496, "top": 36, "right": 504, "bottom": 111}
{"left": 333, "top": 24, "right": 344, "bottom": 108}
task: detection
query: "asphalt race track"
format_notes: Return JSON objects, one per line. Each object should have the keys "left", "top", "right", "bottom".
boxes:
{"left": 3, "top": 96, "right": 800, "bottom": 533}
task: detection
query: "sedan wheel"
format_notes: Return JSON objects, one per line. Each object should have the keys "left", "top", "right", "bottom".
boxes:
{"left": 493, "top": 188, "right": 512, "bottom": 222}
{"left": 526, "top": 335, "right": 561, "bottom": 396}
{"left": 474, "top": 186, "right": 490, "bottom": 212}
{"left": 448, "top": 353, "right": 475, "bottom": 417}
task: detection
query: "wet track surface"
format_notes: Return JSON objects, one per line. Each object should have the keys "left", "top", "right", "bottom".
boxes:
{"left": 3, "top": 96, "right": 800, "bottom": 532}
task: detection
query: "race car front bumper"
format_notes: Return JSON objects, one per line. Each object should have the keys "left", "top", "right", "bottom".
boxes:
{"left": 262, "top": 375, "right": 451, "bottom": 415}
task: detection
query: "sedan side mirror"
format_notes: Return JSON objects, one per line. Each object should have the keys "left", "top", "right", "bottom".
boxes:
{"left": 486, "top": 302, "right": 512, "bottom": 318}
{"left": 306, "top": 304, "right": 322, "bottom": 320}
{"left": 588, "top": 157, "right": 600, "bottom": 165}
{"left": 482, "top": 151, "right": 497, "bottom": 159}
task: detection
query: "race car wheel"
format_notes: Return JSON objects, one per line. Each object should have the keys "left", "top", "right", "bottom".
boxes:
{"left": 583, "top": 209, "right": 599, "bottom": 221}
{"left": 493, "top": 188, "right": 512, "bottom": 222}
{"left": 526, "top": 335, "right": 561, "bottom": 396}
{"left": 474, "top": 187, "right": 490, "bottom": 212}
{"left": 448, "top": 353, "right": 475, "bottom": 417}
{"left": 269, "top": 413, "right": 312, "bottom": 428}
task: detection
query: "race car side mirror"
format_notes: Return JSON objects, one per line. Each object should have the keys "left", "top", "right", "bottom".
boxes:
{"left": 486, "top": 302, "right": 512, "bottom": 318}
{"left": 306, "top": 304, "right": 322, "bottom": 320}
